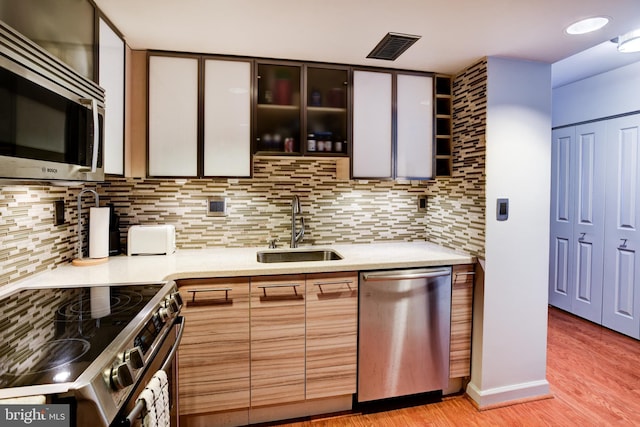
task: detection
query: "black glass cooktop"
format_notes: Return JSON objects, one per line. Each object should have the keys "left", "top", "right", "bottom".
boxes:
{"left": 0, "top": 284, "right": 164, "bottom": 389}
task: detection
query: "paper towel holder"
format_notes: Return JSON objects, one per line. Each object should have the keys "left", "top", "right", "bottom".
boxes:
{"left": 72, "top": 188, "right": 108, "bottom": 267}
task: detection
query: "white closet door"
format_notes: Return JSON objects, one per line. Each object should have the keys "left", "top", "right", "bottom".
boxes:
{"left": 203, "top": 59, "right": 251, "bottom": 177}
{"left": 549, "top": 127, "right": 576, "bottom": 312}
{"left": 99, "top": 18, "right": 125, "bottom": 176}
{"left": 352, "top": 70, "right": 392, "bottom": 178}
{"left": 571, "top": 122, "right": 606, "bottom": 323}
{"left": 396, "top": 74, "right": 433, "bottom": 179}
{"left": 603, "top": 114, "right": 640, "bottom": 339}
{"left": 148, "top": 55, "right": 199, "bottom": 176}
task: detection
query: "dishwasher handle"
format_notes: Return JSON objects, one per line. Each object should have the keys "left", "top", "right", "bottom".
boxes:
{"left": 362, "top": 268, "right": 451, "bottom": 282}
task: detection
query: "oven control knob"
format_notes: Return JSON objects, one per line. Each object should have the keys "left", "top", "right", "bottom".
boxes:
{"left": 125, "top": 347, "right": 144, "bottom": 369}
{"left": 111, "top": 362, "right": 134, "bottom": 391}
{"left": 166, "top": 295, "right": 180, "bottom": 313}
{"left": 157, "top": 307, "right": 171, "bottom": 323}
{"left": 171, "top": 291, "right": 183, "bottom": 307}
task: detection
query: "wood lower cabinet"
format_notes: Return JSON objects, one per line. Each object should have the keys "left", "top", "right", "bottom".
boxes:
{"left": 177, "top": 277, "right": 250, "bottom": 415}
{"left": 250, "top": 275, "right": 306, "bottom": 407}
{"left": 450, "top": 264, "right": 474, "bottom": 378}
{"left": 306, "top": 272, "right": 358, "bottom": 400}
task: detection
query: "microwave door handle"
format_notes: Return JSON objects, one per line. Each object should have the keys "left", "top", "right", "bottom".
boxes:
{"left": 79, "top": 98, "right": 99, "bottom": 173}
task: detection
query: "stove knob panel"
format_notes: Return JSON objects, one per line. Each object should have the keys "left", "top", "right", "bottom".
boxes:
{"left": 125, "top": 347, "right": 144, "bottom": 369}
{"left": 111, "top": 362, "right": 134, "bottom": 391}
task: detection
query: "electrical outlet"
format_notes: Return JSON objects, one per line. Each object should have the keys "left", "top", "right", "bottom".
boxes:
{"left": 54, "top": 200, "right": 65, "bottom": 225}
{"left": 417, "top": 195, "right": 428, "bottom": 212}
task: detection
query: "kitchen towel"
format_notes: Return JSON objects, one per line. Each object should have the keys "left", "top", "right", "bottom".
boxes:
{"left": 137, "top": 370, "right": 170, "bottom": 427}
{"left": 89, "top": 207, "right": 109, "bottom": 259}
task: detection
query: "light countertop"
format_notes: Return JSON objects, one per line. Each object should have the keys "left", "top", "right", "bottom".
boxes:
{"left": 3, "top": 241, "right": 475, "bottom": 297}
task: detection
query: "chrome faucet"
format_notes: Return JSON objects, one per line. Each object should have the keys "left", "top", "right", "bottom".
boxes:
{"left": 290, "top": 195, "right": 305, "bottom": 248}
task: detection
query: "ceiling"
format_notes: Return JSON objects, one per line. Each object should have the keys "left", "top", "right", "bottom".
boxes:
{"left": 95, "top": 0, "right": 640, "bottom": 86}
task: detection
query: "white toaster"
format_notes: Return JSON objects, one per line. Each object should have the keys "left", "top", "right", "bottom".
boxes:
{"left": 127, "top": 225, "right": 176, "bottom": 256}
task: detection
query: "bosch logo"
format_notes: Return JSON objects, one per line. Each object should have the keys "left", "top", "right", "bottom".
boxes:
{"left": 47, "top": 168, "right": 58, "bottom": 173}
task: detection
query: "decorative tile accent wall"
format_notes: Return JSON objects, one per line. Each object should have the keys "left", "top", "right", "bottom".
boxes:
{"left": 426, "top": 59, "right": 487, "bottom": 258}
{"left": 0, "top": 59, "right": 488, "bottom": 288}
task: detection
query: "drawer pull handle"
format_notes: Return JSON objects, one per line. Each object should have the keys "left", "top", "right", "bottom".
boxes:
{"left": 186, "top": 288, "right": 233, "bottom": 306}
{"left": 313, "top": 280, "right": 353, "bottom": 293}
{"left": 454, "top": 272, "right": 476, "bottom": 277}
{"left": 620, "top": 239, "right": 628, "bottom": 249}
{"left": 257, "top": 284, "right": 303, "bottom": 301}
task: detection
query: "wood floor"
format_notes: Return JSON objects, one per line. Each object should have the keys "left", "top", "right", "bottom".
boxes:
{"left": 269, "top": 307, "right": 640, "bottom": 426}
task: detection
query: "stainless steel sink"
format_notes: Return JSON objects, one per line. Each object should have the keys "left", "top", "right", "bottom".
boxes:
{"left": 256, "top": 249, "right": 343, "bottom": 263}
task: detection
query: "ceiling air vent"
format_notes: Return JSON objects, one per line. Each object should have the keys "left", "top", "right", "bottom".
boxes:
{"left": 367, "top": 32, "right": 421, "bottom": 61}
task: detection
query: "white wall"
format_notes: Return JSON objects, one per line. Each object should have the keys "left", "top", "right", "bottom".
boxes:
{"left": 467, "top": 57, "right": 551, "bottom": 407}
{"left": 553, "top": 61, "right": 640, "bottom": 127}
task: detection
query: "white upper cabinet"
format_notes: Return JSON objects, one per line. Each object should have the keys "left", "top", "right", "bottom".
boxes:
{"left": 353, "top": 70, "right": 434, "bottom": 180}
{"left": 396, "top": 74, "right": 434, "bottom": 179}
{"left": 203, "top": 59, "right": 251, "bottom": 177}
{"left": 148, "top": 55, "right": 199, "bottom": 177}
{"left": 353, "top": 70, "right": 393, "bottom": 178}
{"left": 98, "top": 18, "right": 125, "bottom": 176}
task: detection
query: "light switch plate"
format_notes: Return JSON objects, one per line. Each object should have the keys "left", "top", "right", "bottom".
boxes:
{"left": 54, "top": 200, "right": 65, "bottom": 225}
{"left": 497, "top": 198, "right": 508, "bottom": 221}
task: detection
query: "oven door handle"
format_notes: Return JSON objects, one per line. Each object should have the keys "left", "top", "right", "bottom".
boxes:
{"left": 161, "top": 316, "right": 184, "bottom": 372}
{"left": 120, "top": 316, "right": 185, "bottom": 427}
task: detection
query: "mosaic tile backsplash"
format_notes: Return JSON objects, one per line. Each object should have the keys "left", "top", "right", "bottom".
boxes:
{"left": 0, "top": 60, "right": 487, "bottom": 288}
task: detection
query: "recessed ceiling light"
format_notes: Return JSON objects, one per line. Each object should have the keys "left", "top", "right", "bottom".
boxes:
{"left": 618, "top": 29, "right": 640, "bottom": 53}
{"left": 565, "top": 17, "right": 609, "bottom": 35}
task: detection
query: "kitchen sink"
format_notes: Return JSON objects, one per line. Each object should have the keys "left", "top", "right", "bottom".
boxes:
{"left": 256, "top": 249, "right": 343, "bottom": 263}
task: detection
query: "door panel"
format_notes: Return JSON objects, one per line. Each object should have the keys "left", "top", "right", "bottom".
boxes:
{"left": 549, "top": 128, "right": 575, "bottom": 310}
{"left": 603, "top": 114, "right": 640, "bottom": 339}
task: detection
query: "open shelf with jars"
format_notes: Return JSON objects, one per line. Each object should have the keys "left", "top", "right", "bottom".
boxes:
{"left": 434, "top": 74, "right": 453, "bottom": 177}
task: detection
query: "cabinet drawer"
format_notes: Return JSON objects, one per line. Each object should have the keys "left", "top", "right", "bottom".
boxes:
{"left": 177, "top": 278, "right": 250, "bottom": 414}
{"left": 306, "top": 272, "right": 358, "bottom": 399}
{"left": 450, "top": 265, "right": 474, "bottom": 378}
{"left": 250, "top": 275, "right": 306, "bottom": 407}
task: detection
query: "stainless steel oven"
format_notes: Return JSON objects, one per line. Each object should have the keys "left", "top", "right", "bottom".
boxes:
{"left": 0, "top": 20, "right": 105, "bottom": 182}
{"left": 0, "top": 281, "right": 183, "bottom": 427}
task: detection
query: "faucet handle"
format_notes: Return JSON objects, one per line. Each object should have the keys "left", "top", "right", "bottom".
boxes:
{"left": 267, "top": 237, "right": 279, "bottom": 249}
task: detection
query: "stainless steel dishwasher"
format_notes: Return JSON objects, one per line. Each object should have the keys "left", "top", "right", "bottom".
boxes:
{"left": 358, "top": 267, "right": 452, "bottom": 402}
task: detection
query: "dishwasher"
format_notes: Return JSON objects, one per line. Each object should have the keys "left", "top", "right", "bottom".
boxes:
{"left": 357, "top": 267, "right": 452, "bottom": 403}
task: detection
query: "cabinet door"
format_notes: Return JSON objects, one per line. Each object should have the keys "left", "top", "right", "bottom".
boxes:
{"left": 305, "top": 66, "right": 349, "bottom": 155}
{"left": 203, "top": 59, "right": 251, "bottom": 177}
{"left": 177, "top": 278, "right": 250, "bottom": 415}
{"left": 450, "top": 265, "right": 474, "bottom": 378}
{"left": 98, "top": 18, "right": 125, "bottom": 176}
{"left": 148, "top": 55, "right": 199, "bottom": 176}
{"left": 255, "top": 63, "right": 302, "bottom": 153}
{"left": 396, "top": 73, "right": 434, "bottom": 179}
{"left": 603, "top": 114, "right": 640, "bottom": 339}
{"left": 352, "top": 70, "right": 392, "bottom": 178}
{"left": 305, "top": 272, "right": 358, "bottom": 399}
{"left": 250, "top": 275, "right": 306, "bottom": 407}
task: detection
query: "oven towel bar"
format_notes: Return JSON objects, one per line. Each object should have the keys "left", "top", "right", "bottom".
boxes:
{"left": 136, "top": 370, "right": 170, "bottom": 427}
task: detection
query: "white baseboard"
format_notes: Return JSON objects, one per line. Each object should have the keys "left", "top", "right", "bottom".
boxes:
{"left": 466, "top": 379, "right": 551, "bottom": 409}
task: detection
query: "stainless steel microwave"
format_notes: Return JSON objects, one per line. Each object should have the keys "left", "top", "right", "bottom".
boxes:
{"left": 0, "top": 21, "right": 105, "bottom": 182}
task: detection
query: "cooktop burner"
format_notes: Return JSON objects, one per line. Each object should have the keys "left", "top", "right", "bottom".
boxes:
{"left": 0, "top": 284, "right": 164, "bottom": 389}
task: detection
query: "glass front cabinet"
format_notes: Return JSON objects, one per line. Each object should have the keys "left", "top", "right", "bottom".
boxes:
{"left": 254, "top": 62, "right": 349, "bottom": 157}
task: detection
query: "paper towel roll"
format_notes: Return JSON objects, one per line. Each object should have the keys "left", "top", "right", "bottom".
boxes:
{"left": 89, "top": 207, "right": 110, "bottom": 259}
